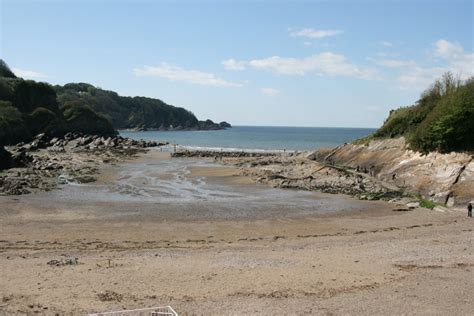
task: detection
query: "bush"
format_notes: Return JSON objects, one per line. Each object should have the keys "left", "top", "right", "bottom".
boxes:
{"left": 62, "top": 102, "right": 116, "bottom": 136}
{"left": 27, "top": 107, "right": 67, "bottom": 137}
{"left": 12, "top": 80, "right": 60, "bottom": 114}
{"left": 416, "top": 195, "right": 437, "bottom": 209}
{"left": 409, "top": 81, "right": 474, "bottom": 152}
{"left": 0, "top": 102, "right": 30, "bottom": 145}
{"left": 372, "top": 73, "right": 474, "bottom": 153}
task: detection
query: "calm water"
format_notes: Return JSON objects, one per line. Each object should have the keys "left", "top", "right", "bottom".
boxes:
{"left": 120, "top": 126, "right": 375, "bottom": 151}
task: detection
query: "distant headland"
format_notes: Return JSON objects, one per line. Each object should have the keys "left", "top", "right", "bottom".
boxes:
{"left": 0, "top": 59, "right": 230, "bottom": 147}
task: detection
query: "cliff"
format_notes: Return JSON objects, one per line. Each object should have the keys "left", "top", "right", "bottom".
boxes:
{"left": 309, "top": 137, "right": 473, "bottom": 207}
{"left": 55, "top": 83, "right": 229, "bottom": 131}
{"left": 0, "top": 59, "right": 230, "bottom": 146}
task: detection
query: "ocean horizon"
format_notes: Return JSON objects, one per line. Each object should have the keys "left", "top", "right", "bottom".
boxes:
{"left": 120, "top": 125, "right": 376, "bottom": 152}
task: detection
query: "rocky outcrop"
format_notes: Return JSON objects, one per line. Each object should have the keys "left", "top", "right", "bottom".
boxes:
{"left": 175, "top": 139, "right": 472, "bottom": 207}
{"left": 218, "top": 153, "right": 405, "bottom": 201}
{"left": 219, "top": 121, "right": 232, "bottom": 128}
{"left": 171, "top": 150, "right": 280, "bottom": 159}
{"left": 308, "top": 138, "right": 473, "bottom": 206}
{"left": 0, "top": 133, "right": 168, "bottom": 195}
{"left": 174, "top": 150, "right": 405, "bottom": 201}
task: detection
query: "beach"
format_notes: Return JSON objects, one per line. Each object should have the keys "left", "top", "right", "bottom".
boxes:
{"left": 1, "top": 150, "right": 473, "bottom": 315}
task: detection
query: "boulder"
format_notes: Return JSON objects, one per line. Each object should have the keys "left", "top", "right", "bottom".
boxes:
{"left": 407, "top": 202, "right": 420, "bottom": 209}
{"left": 11, "top": 151, "right": 33, "bottom": 167}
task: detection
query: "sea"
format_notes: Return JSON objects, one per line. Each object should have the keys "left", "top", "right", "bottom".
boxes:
{"left": 120, "top": 126, "right": 376, "bottom": 152}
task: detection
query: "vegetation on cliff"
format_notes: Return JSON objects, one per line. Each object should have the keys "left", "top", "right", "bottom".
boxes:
{"left": 54, "top": 83, "right": 226, "bottom": 131}
{"left": 0, "top": 60, "right": 116, "bottom": 145}
{"left": 372, "top": 73, "right": 473, "bottom": 153}
{"left": 0, "top": 59, "right": 229, "bottom": 146}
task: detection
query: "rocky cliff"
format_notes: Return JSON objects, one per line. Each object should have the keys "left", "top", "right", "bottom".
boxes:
{"left": 308, "top": 137, "right": 473, "bottom": 207}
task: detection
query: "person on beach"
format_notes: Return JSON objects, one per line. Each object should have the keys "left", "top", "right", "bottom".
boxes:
{"left": 468, "top": 203, "right": 472, "bottom": 218}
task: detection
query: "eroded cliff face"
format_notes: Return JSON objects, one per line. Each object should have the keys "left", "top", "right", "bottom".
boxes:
{"left": 308, "top": 138, "right": 473, "bottom": 206}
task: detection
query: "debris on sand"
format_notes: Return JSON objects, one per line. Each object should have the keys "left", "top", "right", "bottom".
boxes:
{"left": 97, "top": 290, "right": 123, "bottom": 302}
{"left": 46, "top": 257, "right": 79, "bottom": 266}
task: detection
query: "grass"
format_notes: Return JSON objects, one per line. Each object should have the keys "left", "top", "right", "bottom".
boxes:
{"left": 415, "top": 194, "right": 437, "bottom": 209}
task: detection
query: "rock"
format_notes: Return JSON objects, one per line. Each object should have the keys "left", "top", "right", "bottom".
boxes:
{"left": 97, "top": 290, "right": 123, "bottom": 302}
{"left": 0, "top": 146, "right": 13, "bottom": 170}
{"left": 47, "top": 257, "right": 79, "bottom": 266}
{"left": 392, "top": 207, "right": 411, "bottom": 212}
{"left": 33, "top": 133, "right": 50, "bottom": 149}
{"left": 34, "top": 133, "right": 46, "bottom": 140}
{"left": 10, "top": 151, "right": 33, "bottom": 167}
{"left": 433, "top": 206, "right": 448, "bottom": 213}
{"left": 28, "top": 139, "right": 40, "bottom": 151}
{"left": 1, "top": 135, "right": 169, "bottom": 196}
{"left": 219, "top": 121, "right": 232, "bottom": 128}
{"left": 44, "top": 162, "right": 62, "bottom": 170}
{"left": 74, "top": 175, "right": 96, "bottom": 183}
{"left": 308, "top": 137, "right": 473, "bottom": 207}
{"left": 171, "top": 150, "right": 277, "bottom": 159}
{"left": 446, "top": 195, "right": 455, "bottom": 207}
{"left": 49, "top": 137, "right": 59, "bottom": 146}
{"left": 407, "top": 202, "right": 420, "bottom": 209}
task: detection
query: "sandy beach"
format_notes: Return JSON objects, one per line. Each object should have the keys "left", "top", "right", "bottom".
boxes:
{"left": 0, "top": 150, "right": 473, "bottom": 315}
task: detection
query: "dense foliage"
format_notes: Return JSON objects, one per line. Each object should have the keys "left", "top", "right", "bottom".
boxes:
{"left": 373, "top": 73, "right": 474, "bottom": 153}
{"left": 0, "top": 60, "right": 16, "bottom": 78}
{"left": 0, "top": 59, "right": 229, "bottom": 146}
{"left": 55, "top": 83, "right": 224, "bottom": 130}
{"left": 62, "top": 102, "right": 116, "bottom": 136}
{"left": 0, "top": 60, "right": 116, "bottom": 145}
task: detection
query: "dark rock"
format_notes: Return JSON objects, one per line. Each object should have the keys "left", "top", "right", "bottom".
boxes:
{"left": 74, "top": 175, "right": 96, "bottom": 183}
{"left": 171, "top": 150, "right": 277, "bottom": 159}
{"left": 97, "top": 290, "right": 123, "bottom": 302}
{"left": 0, "top": 146, "right": 13, "bottom": 170}
{"left": 219, "top": 121, "right": 232, "bottom": 128}
{"left": 11, "top": 151, "right": 33, "bottom": 167}
{"left": 49, "top": 137, "right": 60, "bottom": 145}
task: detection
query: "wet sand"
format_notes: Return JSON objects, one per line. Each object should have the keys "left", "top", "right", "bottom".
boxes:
{"left": 0, "top": 150, "right": 473, "bottom": 315}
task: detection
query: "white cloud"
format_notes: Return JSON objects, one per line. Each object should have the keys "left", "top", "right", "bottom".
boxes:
{"left": 396, "top": 66, "right": 447, "bottom": 89}
{"left": 303, "top": 41, "right": 312, "bottom": 46}
{"left": 376, "top": 59, "right": 417, "bottom": 68}
{"left": 247, "top": 53, "right": 379, "bottom": 80}
{"left": 433, "top": 39, "right": 464, "bottom": 59}
{"left": 290, "top": 28, "right": 343, "bottom": 39}
{"left": 260, "top": 87, "right": 279, "bottom": 96}
{"left": 396, "top": 39, "right": 473, "bottom": 89}
{"left": 433, "top": 39, "right": 474, "bottom": 79}
{"left": 12, "top": 68, "right": 48, "bottom": 79}
{"left": 133, "top": 63, "right": 243, "bottom": 87}
{"left": 221, "top": 58, "right": 246, "bottom": 71}
{"left": 380, "top": 41, "right": 393, "bottom": 47}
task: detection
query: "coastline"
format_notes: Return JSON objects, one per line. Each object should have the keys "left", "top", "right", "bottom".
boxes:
{"left": 1, "top": 147, "right": 473, "bottom": 314}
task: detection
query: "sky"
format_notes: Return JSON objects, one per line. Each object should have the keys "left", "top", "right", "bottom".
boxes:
{"left": 1, "top": 0, "right": 473, "bottom": 128}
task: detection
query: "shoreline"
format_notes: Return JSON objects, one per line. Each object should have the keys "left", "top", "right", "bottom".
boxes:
{"left": 1, "top": 149, "right": 472, "bottom": 314}
{"left": 1, "top": 138, "right": 473, "bottom": 314}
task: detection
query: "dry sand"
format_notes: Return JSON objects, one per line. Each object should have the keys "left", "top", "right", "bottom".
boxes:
{"left": 0, "top": 151, "right": 473, "bottom": 315}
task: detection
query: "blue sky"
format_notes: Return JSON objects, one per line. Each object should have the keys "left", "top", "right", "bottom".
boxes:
{"left": 1, "top": 0, "right": 473, "bottom": 127}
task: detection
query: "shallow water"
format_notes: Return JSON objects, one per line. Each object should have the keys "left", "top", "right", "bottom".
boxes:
{"left": 5, "top": 150, "right": 388, "bottom": 221}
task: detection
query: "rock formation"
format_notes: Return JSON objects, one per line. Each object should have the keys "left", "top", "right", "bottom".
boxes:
{"left": 308, "top": 138, "right": 473, "bottom": 206}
